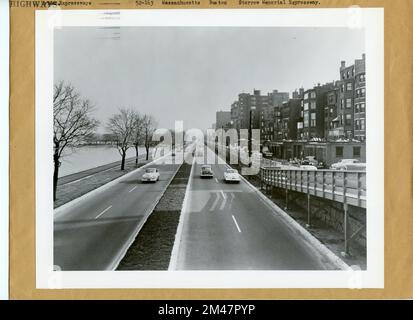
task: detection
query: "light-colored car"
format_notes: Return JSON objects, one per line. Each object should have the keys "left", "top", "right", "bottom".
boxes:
{"left": 141, "top": 168, "right": 160, "bottom": 182}
{"left": 331, "top": 159, "right": 366, "bottom": 171}
{"left": 200, "top": 165, "right": 214, "bottom": 178}
{"left": 224, "top": 169, "right": 241, "bottom": 183}
{"left": 299, "top": 165, "right": 318, "bottom": 171}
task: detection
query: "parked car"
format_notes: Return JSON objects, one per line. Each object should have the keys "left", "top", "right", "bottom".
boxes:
{"left": 331, "top": 159, "right": 366, "bottom": 171}
{"left": 299, "top": 165, "right": 318, "bottom": 171}
{"left": 200, "top": 165, "right": 214, "bottom": 178}
{"left": 301, "top": 156, "right": 318, "bottom": 166}
{"left": 224, "top": 169, "right": 241, "bottom": 183}
{"left": 141, "top": 168, "right": 160, "bottom": 182}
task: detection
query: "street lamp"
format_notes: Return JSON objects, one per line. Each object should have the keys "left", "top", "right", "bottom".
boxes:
{"left": 248, "top": 106, "right": 256, "bottom": 167}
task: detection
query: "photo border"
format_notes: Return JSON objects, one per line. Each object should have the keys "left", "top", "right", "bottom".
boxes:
{"left": 35, "top": 8, "right": 384, "bottom": 289}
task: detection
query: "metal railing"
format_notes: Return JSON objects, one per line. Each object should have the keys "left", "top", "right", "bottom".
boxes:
{"left": 260, "top": 167, "right": 366, "bottom": 208}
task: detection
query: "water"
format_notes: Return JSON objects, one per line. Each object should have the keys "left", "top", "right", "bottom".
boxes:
{"left": 59, "top": 145, "right": 147, "bottom": 177}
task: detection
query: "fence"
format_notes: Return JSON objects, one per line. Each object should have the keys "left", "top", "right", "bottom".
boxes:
{"left": 260, "top": 167, "right": 366, "bottom": 209}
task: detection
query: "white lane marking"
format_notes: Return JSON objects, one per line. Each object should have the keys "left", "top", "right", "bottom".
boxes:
{"left": 215, "top": 178, "right": 219, "bottom": 183}
{"left": 128, "top": 186, "right": 137, "bottom": 193}
{"left": 95, "top": 205, "right": 112, "bottom": 219}
{"left": 232, "top": 215, "right": 242, "bottom": 233}
{"left": 210, "top": 192, "right": 220, "bottom": 211}
{"left": 219, "top": 190, "right": 227, "bottom": 210}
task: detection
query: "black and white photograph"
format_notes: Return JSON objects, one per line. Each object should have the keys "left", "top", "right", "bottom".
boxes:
{"left": 35, "top": 9, "right": 384, "bottom": 288}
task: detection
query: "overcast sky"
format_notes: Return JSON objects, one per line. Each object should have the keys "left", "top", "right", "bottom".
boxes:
{"left": 54, "top": 27, "right": 364, "bottom": 132}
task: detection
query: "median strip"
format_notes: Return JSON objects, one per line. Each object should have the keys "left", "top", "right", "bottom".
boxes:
{"left": 116, "top": 154, "right": 193, "bottom": 270}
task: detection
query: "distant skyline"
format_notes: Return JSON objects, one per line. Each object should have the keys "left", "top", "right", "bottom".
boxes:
{"left": 54, "top": 27, "right": 364, "bottom": 132}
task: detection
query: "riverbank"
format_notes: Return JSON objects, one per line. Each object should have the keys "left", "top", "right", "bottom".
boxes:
{"left": 54, "top": 155, "right": 152, "bottom": 208}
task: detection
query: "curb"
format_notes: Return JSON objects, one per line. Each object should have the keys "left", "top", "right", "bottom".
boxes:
{"left": 54, "top": 153, "right": 171, "bottom": 218}
{"left": 168, "top": 156, "right": 196, "bottom": 271}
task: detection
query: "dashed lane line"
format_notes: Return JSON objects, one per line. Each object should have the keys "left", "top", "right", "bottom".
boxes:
{"left": 232, "top": 215, "right": 242, "bottom": 233}
{"left": 95, "top": 205, "right": 112, "bottom": 219}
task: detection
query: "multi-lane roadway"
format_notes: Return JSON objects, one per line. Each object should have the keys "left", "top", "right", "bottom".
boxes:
{"left": 54, "top": 145, "right": 345, "bottom": 271}
{"left": 54, "top": 157, "right": 180, "bottom": 270}
{"left": 172, "top": 146, "right": 344, "bottom": 270}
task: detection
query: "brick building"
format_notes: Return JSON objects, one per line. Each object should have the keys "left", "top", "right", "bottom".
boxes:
{"left": 332, "top": 54, "right": 366, "bottom": 141}
{"left": 298, "top": 82, "right": 335, "bottom": 140}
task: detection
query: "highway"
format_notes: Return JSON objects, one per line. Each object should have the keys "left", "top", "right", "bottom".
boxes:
{"left": 54, "top": 157, "right": 180, "bottom": 270}
{"left": 173, "top": 146, "right": 343, "bottom": 270}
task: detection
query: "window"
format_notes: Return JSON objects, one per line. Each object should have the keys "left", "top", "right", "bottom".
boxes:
{"left": 336, "top": 146, "right": 343, "bottom": 157}
{"left": 346, "top": 82, "right": 352, "bottom": 91}
{"left": 310, "top": 113, "right": 316, "bottom": 127}
{"left": 310, "top": 92, "right": 316, "bottom": 98}
{"left": 355, "top": 119, "right": 360, "bottom": 130}
{"left": 361, "top": 88, "right": 366, "bottom": 97}
{"left": 341, "top": 99, "right": 344, "bottom": 109}
{"left": 345, "top": 114, "right": 352, "bottom": 125}
{"left": 304, "top": 112, "right": 309, "bottom": 128}
{"left": 310, "top": 101, "right": 316, "bottom": 110}
{"left": 361, "top": 119, "right": 365, "bottom": 130}
{"left": 346, "top": 98, "right": 352, "bottom": 108}
{"left": 360, "top": 74, "right": 366, "bottom": 82}
{"left": 304, "top": 93, "right": 309, "bottom": 99}
{"left": 353, "top": 146, "right": 361, "bottom": 157}
{"left": 355, "top": 104, "right": 359, "bottom": 113}
{"left": 360, "top": 103, "right": 365, "bottom": 112}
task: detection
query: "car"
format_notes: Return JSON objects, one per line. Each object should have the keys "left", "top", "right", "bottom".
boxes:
{"left": 200, "top": 165, "right": 214, "bottom": 178}
{"left": 301, "top": 156, "right": 319, "bottom": 166}
{"left": 141, "top": 168, "right": 160, "bottom": 182}
{"left": 299, "top": 165, "right": 318, "bottom": 171}
{"left": 224, "top": 169, "right": 241, "bottom": 183}
{"left": 331, "top": 159, "right": 366, "bottom": 171}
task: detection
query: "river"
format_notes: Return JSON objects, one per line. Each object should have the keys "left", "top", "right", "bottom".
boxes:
{"left": 59, "top": 145, "right": 147, "bottom": 177}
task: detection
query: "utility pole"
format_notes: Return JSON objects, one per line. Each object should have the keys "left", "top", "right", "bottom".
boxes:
{"left": 248, "top": 106, "right": 256, "bottom": 167}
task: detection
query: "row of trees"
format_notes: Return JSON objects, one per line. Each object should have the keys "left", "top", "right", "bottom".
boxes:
{"left": 53, "top": 81, "right": 157, "bottom": 201}
{"left": 107, "top": 109, "right": 156, "bottom": 171}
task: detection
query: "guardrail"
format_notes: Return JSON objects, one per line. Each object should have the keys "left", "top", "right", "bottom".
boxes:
{"left": 260, "top": 167, "right": 366, "bottom": 209}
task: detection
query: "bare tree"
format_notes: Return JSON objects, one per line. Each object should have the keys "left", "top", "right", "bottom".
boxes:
{"left": 107, "top": 109, "right": 136, "bottom": 170}
{"left": 141, "top": 114, "right": 157, "bottom": 160}
{"left": 131, "top": 112, "right": 144, "bottom": 166}
{"left": 53, "top": 81, "right": 99, "bottom": 201}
